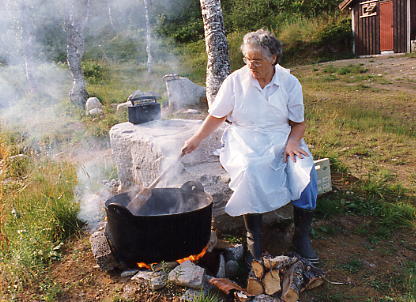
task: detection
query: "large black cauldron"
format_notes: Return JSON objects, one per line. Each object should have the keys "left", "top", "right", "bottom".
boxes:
{"left": 105, "top": 181, "right": 212, "bottom": 267}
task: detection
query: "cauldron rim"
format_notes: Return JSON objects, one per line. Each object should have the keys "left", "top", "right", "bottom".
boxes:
{"left": 105, "top": 194, "right": 213, "bottom": 217}
{"left": 104, "top": 184, "right": 213, "bottom": 217}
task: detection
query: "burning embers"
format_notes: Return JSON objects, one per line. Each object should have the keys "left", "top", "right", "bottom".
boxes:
{"left": 137, "top": 245, "right": 208, "bottom": 270}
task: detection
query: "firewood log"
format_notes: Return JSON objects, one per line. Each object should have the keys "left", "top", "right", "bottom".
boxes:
{"left": 281, "top": 261, "right": 305, "bottom": 302}
{"left": 263, "top": 269, "right": 281, "bottom": 295}
{"left": 251, "top": 259, "right": 265, "bottom": 280}
{"left": 302, "top": 264, "right": 325, "bottom": 291}
{"left": 247, "top": 271, "right": 264, "bottom": 296}
{"left": 263, "top": 255, "right": 298, "bottom": 271}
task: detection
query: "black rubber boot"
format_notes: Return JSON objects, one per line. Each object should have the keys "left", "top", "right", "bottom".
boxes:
{"left": 243, "top": 214, "right": 263, "bottom": 269}
{"left": 293, "top": 207, "right": 319, "bottom": 265}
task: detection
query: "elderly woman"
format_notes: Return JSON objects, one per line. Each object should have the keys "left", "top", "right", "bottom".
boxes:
{"left": 181, "top": 29, "right": 319, "bottom": 265}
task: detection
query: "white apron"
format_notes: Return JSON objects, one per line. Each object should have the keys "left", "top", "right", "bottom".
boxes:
{"left": 217, "top": 68, "right": 315, "bottom": 217}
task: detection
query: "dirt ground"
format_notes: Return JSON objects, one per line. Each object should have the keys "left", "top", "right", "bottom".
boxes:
{"left": 16, "top": 54, "right": 416, "bottom": 302}
{"left": 32, "top": 193, "right": 416, "bottom": 302}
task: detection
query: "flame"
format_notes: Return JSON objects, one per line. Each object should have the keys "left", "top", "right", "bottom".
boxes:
{"left": 137, "top": 262, "right": 157, "bottom": 270}
{"left": 136, "top": 245, "right": 208, "bottom": 269}
{"left": 176, "top": 245, "right": 208, "bottom": 264}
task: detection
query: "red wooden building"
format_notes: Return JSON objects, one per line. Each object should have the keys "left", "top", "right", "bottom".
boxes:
{"left": 339, "top": 0, "right": 416, "bottom": 55}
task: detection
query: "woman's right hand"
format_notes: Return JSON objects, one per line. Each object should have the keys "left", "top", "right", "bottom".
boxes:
{"left": 181, "top": 136, "right": 202, "bottom": 155}
{"left": 181, "top": 115, "right": 226, "bottom": 155}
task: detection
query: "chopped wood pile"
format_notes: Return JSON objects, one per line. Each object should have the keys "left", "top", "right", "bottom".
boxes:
{"left": 210, "top": 255, "right": 325, "bottom": 302}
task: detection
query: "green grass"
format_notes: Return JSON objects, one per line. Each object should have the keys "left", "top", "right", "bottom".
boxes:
{"left": 307, "top": 62, "right": 416, "bottom": 239}
{"left": 0, "top": 132, "right": 81, "bottom": 297}
{"left": 189, "top": 291, "right": 223, "bottom": 302}
{"left": 341, "top": 258, "right": 363, "bottom": 273}
{"left": 316, "top": 176, "right": 415, "bottom": 238}
{"left": 372, "top": 262, "right": 416, "bottom": 302}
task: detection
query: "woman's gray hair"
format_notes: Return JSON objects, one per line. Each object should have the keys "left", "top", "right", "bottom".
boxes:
{"left": 241, "top": 29, "right": 282, "bottom": 64}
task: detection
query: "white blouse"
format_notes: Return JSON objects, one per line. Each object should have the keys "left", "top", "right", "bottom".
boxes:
{"left": 208, "top": 64, "right": 314, "bottom": 217}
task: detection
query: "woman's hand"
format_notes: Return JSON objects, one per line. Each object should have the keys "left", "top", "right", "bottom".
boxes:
{"left": 284, "top": 138, "right": 308, "bottom": 162}
{"left": 180, "top": 115, "right": 226, "bottom": 156}
{"left": 181, "top": 135, "right": 203, "bottom": 155}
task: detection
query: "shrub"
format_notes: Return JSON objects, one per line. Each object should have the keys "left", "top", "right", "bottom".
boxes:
{"left": 82, "top": 61, "right": 110, "bottom": 84}
{"left": 278, "top": 15, "right": 353, "bottom": 65}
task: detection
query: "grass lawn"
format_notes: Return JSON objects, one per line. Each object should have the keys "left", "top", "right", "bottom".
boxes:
{"left": 1, "top": 55, "right": 415, "bottom": 301}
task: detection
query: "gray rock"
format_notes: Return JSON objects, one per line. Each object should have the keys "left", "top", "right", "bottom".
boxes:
{"left": 116, "top": 101, "right": 130, "bottom": 111}
{"left": 216, "top": 254, "right": 226, "bottom": 278}
{"left": 168, "top": 260, "right": 205, "bottom": 289}
{"left": 224, "top": 244, "right": 244, "bottom": 261}
{"left": 164, "top": 74, "right": 206, "bottom": 111}
{"left": 86, "top": 97, "right": 102, "bottom": 112}
{"left": 89, "top": 229, "right": 118, "bottom": 271}
{"left": 202, "top": 274, "right": 216, "bottom": 292}
{"left": 131, "top": 270, "right": 167, "bottom": 290}
{"left": 88, "top": 107, "right": 103, "bottom": 116}
{"left": 225, "top": 260, "right": 240, "bottom": 278}
{"left": 120, "top": 269, "right": 139, "bottom": 278}
{"left": 252, "top": 294, "right": 281, "bottom": 302}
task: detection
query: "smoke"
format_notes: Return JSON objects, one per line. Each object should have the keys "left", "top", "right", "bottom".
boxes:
{"left": 0, "top": 0, "right": 190, "bottom": 231}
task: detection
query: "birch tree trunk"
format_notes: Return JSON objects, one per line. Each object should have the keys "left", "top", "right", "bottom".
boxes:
{"left": 144, "top": 0, "right": 153, "bottom": 73}
{"left": 106, "top": 0, "right": 116, "bottom": 31}
{"left": 8, "top": 0, "right": 37, "bottom": 94}
{"left": 65, "top": 0, "right": 90, "bottom": 107}
{"left": 199, "top": 0, "right": 231, "bottom": 108}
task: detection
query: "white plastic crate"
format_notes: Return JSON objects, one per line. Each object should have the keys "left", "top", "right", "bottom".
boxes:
{"left": 314, "top": 158, "right": 332, "bottom": 195}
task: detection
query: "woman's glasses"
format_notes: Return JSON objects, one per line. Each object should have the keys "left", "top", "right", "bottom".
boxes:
{"left": 243, "top": 57, "right": 264, "bottom": 67}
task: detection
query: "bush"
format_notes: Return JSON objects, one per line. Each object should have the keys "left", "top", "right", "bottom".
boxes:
{"left": 82, "top": 61, "right": 110, "bottom": 84}
{"left": 277, "top": 15, "right": 353, "bottom": 65}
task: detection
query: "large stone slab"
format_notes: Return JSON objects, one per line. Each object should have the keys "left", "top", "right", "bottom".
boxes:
{"left": 163, "top": 74, "right": 206, "bottom": 111}
{"left": 109, "top": 119, "right": 293, "bottom": 232}
{"left": 109, "top": 120, "right": 224, "bottom": 189}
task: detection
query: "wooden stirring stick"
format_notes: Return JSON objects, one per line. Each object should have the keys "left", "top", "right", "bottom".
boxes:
{"left": 131, "top": 153, "right": 184, "bottom": 209}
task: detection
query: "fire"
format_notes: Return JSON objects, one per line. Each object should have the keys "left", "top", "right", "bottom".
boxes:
{"left": 137, "top": 262, "right": 157, "bottom": 270}
{"left": 176, "top": 245, "right": 208, "bottom": 264}
{"left": 137, "top": 245, "right": 208, "bottom": 269}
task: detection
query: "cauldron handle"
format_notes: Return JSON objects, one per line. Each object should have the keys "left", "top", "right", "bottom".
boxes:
{"left": 180, "top": 181, "right": 204, "bottom": 193}
{"left": 107, "top": 203, "right": 133, "bottom": 217}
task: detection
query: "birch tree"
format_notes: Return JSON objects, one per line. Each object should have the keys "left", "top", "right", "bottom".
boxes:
{"left": 144, "top": 0, "right": 153, "bottom": 73}
{"left": 106, "top": 0, "right": 116, "bottom": 31}
{"left": 6, "top": 0, "right": 37, "bottom": 93}
{"left": 65, "top": 0, "right": 90, "bottom": 107}
{"left": 199, "top": 0, "right": 231, "bottom": 108}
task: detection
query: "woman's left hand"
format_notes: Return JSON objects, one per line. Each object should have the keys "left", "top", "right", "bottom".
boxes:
{"left": 284, "top": 139, "right": 309, "bottom": 162}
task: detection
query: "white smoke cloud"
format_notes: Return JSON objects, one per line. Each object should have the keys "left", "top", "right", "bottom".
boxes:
{"left": 0, "top": 0, "right": 189, "bottom": 231}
